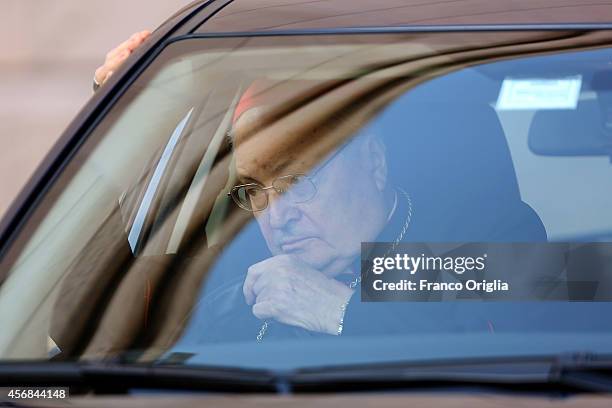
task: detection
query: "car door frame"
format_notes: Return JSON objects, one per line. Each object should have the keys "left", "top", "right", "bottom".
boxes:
{"left": 0, "top": 0, "right": 234, "bottom": 268}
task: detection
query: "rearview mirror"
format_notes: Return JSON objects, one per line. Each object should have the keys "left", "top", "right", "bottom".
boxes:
{"left": 528, "top": 100, "right": 612, "bottom": 157}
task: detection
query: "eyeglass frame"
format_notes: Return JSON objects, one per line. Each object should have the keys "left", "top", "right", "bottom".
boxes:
{"left": 227, "top": 140, "right": 351, "bottom": 212}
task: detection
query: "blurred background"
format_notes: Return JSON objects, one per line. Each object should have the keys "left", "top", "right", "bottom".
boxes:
{"left": 0, "top": 0, "right": 190, "bottom": 217}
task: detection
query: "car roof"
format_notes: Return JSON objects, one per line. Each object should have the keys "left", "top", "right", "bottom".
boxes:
{"left": 197, "top": 0, "right": 612, "bottom": 33}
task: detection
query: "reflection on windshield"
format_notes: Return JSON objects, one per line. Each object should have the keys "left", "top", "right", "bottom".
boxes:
{"left": 4, "top": 33, "right": 612, "bottom": 367}
{"left": 178, "top": 78, "right": 555, "bottom": 346}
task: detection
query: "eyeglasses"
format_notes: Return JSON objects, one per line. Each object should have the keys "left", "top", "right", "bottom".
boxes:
{"left": 228, "top": 141, "right": 350, "bottom": 212}
{"left": 228, "top": 174, "right": 316, "bottom": 212}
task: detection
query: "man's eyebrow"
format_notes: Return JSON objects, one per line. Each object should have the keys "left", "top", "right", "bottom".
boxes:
{"left": 269, "top": 157, "right": 293, "bottom": 175}
{"left": 237, "top": 175, "right": 263, "bottom": 185}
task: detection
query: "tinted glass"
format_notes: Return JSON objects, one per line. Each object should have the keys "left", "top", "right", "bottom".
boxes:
{"left": 2, "top": 31, "right": 612, "bottom": 369}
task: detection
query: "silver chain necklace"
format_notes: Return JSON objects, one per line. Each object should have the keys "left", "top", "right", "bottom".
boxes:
{"left": 256, "top": 188, "right": 413, "bottom": 342}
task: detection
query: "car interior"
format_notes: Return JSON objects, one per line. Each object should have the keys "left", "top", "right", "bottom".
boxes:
{"left": 3, "top": 32, "right": 612, "bottom": 361}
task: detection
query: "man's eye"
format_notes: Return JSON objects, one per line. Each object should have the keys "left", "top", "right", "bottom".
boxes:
{"left": 290, "top": 175, "right": 306, "bottom": 185}
{"left": 246, "top": 187, "right": 261, "bottom": 196}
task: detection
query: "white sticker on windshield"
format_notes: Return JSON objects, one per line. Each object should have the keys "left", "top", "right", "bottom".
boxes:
{"left": 496, "top": 75, "right": 582, "bottom": 110}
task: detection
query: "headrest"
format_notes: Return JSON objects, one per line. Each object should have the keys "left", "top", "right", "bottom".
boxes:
{"left": 529, "top": 100, "right": 611, "bottom": 156}
{"left": 366, "top": 94, "right": 545, "bottom": 242}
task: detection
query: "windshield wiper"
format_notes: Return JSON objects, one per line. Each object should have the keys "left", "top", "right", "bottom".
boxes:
{"left": 3, "top": 353, "right": 612, "bottom": 395}
{"left": 288, "top": 352, "right": 612, "bottom": 394}
{"left": 549, "top": 352, "right": 612, "bottom": 393}
{"left": 0, "top": 361, "right": 277, "bottom": 394}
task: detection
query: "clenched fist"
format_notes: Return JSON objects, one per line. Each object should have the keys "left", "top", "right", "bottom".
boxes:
{"left": 94, "top": 30, "right": 151, "bottom": 89}
{"left": 243, "top": 255, "right": 355, "bottom": 335}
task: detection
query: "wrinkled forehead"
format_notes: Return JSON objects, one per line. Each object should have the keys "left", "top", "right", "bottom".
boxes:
{"left": 231, "top": 80, "right": 353, "bottom": 181}
{"left": 233, "top": 116, "right": 339, "bottom": 183}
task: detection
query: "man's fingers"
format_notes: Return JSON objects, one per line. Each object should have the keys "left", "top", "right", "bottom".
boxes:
{"left": 243, "top": 255, "right": 299, "bottom": 306}
{"left": 96, "top": 51, "right": 127, "bottom": 84}
{"left": 125, "top": 31, "right": 149, "bottom": 52}
{"left": 107, "top": 50, "right": 130, "bottom": 70}
{"left": 243, "top": 266, "right": 262, "bottom": 305}
{"left": 243, "top": 270, "right": 253, "bottom": 305}
{"left": 106, "top": 34, "right": 142, "bottom": 61}
{"left": 243, "top": 259, "right": 278, "bottom": 305}
{"left": 97, "top": 30, "right": 151, "bottom": 86}
{"left": 106, "top": 37, "right": 133, "bottom": 60}
{"left": 135, "top": 30, "right": 151, "bottom": 43}
{"left": 94, "top": 66, "right": 107, "bottom": 85}
{"left": 254, "top": 285, "right": 276, "bottom": 305}
{"left": 95, "top": 50, "right": 129, "bottom": 85}
{"left": 252, "top": 271, "right": 277, "bottom": 301}
{"left": 127, "top": 30, "right": 150, "bottom": 50}
{"left": 252, "top": 301, "right": 275, "bottom": 320}
{"left": 254, "top": 298, "right": 296, "bottom": 328}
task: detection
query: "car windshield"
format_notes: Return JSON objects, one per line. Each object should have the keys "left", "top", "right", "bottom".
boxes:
{"left": 3, "top": 30, "right": 612, "bottom": 371}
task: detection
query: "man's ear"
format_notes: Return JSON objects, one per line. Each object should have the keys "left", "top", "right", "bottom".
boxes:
{"left": 366, "top": 135, "right": 387, "bottom": 191}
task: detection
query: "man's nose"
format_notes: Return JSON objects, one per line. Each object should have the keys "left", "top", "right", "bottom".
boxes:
{"left": 266, "top": 191, "right": 301, "bottom": 229}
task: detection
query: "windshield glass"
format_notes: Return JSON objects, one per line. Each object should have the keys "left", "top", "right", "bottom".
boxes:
{"left": 3, "top": 31, "right": 612, "bottom": 370}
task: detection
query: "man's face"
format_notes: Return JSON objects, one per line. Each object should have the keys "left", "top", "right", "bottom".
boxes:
{"left": 233, "top": 112, "right": 389, "bottom": 277}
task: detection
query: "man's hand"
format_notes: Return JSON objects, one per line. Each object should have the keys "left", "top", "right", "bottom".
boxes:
{"left": 94, "top": 30, "right": 151, "bottom": 87}
{"left": 243, "top": 255, "right": 354, "bottom": 335}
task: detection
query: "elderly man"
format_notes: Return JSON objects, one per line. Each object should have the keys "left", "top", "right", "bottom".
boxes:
{"left": 227, "top": 82, "right": 409, "bottom": 337}
{"left": 95, "top": 33, "right": 552, "bottom": 344}
{"left": 94, "top": 32, "right": 406, "bottom": 339}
